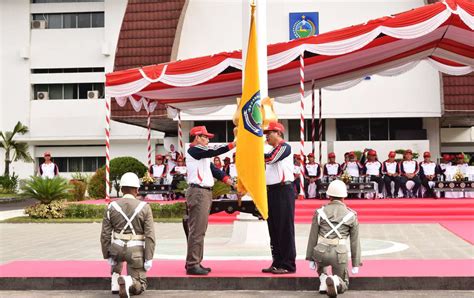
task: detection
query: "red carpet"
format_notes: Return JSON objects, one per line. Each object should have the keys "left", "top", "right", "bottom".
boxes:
{"left": 440, "top": 221, "right": 474, "bottom": 245}
{"left": 1, "top": 260, "right": 473, "bottom": 278}
{"left": 209, "top": 199, "right": 474, "bottom": 224}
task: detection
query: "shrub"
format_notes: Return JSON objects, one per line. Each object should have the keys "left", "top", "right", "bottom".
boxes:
{"left": 62, "top": 202, "right": 186, "bottom": 219}
{"left": 110, "top": 157, "right": 147, "bottom": 194}
{"left": 150, "top": 202, "right": 186, "bottom": 219}
{"left": 69, "top": 180, "right": 87, "bottom": 201}
{"left": 25, "top": 200, "right": 66, "bottom": 219}
{"left": 0, "top": 174, "right": 19, "bottom": 193}
{"left": 65, "top": 203, "right": 105, "bottom": 218}
{"left": 21, "top": 176, "right": 72, "bottom": 204}
{"left": 88, "top": 167, "right": 106, "bottom": 199}
{"left": 71, "top": 172, "right": 92, "bottom": 184}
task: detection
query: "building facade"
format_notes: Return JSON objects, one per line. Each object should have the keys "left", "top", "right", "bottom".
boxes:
{"left": 0, "top": 0, "right": 163, "bottom": 179}
{"left": 0, "top": 0, "right": 472, "bottom": 179}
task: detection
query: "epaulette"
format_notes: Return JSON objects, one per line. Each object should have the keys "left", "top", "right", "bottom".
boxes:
{"left": 347, "top": 207, "right": 358, "bottom": 215}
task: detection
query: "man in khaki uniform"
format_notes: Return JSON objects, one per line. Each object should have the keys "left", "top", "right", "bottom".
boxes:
{"left": 306, "top": 180, "right": 362, "bottom": 297}
{"left": 101, "top": 172, "right": 156, "bottom": 298}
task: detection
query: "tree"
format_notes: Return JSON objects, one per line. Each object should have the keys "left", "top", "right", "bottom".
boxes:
{"left": 0, "top": 121, "right": 34, "bottom": 176}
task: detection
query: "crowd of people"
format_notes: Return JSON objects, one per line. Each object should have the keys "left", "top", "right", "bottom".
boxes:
{"left": 149, "top": 146, "right": 471, "bottom": 200}
{"left": 292, "top": 150, "right": 470, "bottom": 199}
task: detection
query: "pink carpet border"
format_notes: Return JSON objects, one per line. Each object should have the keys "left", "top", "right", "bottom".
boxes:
{"left": 1, "top": 259, "right": 473, "bottom": 278}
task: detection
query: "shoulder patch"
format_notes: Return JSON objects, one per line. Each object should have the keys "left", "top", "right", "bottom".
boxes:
{"left": 347, "top": 207, "right": 357, "bottom": 215}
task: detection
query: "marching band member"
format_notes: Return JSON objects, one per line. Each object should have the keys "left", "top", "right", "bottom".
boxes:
{"left": 341, "top": 152, "right": 363, "bottom": 178}
{"left": 398, "top": 149, "right": 421, "bottom": 198}
{"left": 227, "top": 153, "right": 238, "bottom": 179}
{"left": 149, "top": 154, "right": 167, "bottom": 184}
{"left": 293, "top": 154, "right": 303, "bottom": 198}
{"left": 363, "top": 150, "right": 384, "bottom": 199}
{"left": 382, "top": 151, "right": 401, "bottom": 198}
{"left": 419, "top": 151, "right": 441, "bottom": 198}
{"left": 170, "top": 156, "right": 187, "bottom": 199}
{"left": 323, "top": 153, "right": 342, "bottom": 178}
{"left": 305, "top": 153, "right": 322, "bottom": 199}
{"left": 38, "top": 151, "right": 59, "bottom": 178}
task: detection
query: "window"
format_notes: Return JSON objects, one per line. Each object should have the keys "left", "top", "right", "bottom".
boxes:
{"left": 91, "top": 12, "right": 104, "bottom": 27}
{"left": 38, "top": 156, "right": 104, "bottom": 172}
{"left": 83, "top": 157, "right": 97, "bottom": 172}
{"left": 32, "top": 12, "right": 104, "bottom": 29}
{"left": 63, "top": 84, "right": 78, "bottom": 99}
{"left": 370, "top": 118, "right": 389, "bottom": 140}
{"left": 336, "top": 118, "right": 425, "bottom": 141}
{"left": 337, "top": 119, "right": 369, "bottom": 141}
{"left": 63, "top": 13, "right": 77, "bottom": 28}
{"left": 193, "top": 120, "right": 235, "bottom": 143}
{"left": 49, "top": 84, "right": 63, "bottom": 99}
{"left": 33, "top": 83, "right": 105, "bottom": 100}
{"left": 48, "top": 14, "right": 62, "bottom": 28}
{"left": 390, "top": 118, "right": 425, "bottom": 140}
{"left": 288, "top": 119, "right": 326, "bottom": 142}
{"left": 78, "top": 13, "right": 91, "bottom": 28}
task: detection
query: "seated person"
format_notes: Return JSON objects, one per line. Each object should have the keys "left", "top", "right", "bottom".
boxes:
{"left": 363, "top": 150, "right": 384, "bottom": 199}
{"left": 341, "top": 152, "right": 363, "bottom": 178}
{"left": 419, "top": 151, "right": 441, "bottom": 198}
{"left": 170, "top": 156, "right": 187, "bottom": 199}
{"left": 304, "top": 153, "right": 321, "bottom": 199}
{"left": 293, "top": 154, "right": 304, "bottom": 198}
{"left": 382, "top": 151, "right": 402, "bottom": 198}
{"left": 399, "top": 149, "right": 421, "bottom": 198}
{"left": 213, "top": 156, "right": 223, "bottom": 171}
{"left": 150, "top": 154, "right": 168, "bottom": 184}
{"left": 323, "top": 152, "right": 342, "bottom": 178}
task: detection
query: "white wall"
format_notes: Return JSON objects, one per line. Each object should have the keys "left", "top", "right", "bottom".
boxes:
{"left": 441, "top": 127, "right": 474, "bottom": 143}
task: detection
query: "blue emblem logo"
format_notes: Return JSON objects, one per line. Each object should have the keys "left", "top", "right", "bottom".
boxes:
{"left": 289, "top": 12, "right": 319, "bottom": 40}
{"left": 242, "top": 91, "right": 263, "bottom": 137}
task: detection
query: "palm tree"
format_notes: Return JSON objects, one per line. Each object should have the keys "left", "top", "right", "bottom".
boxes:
{"left": 0, "top": 121, "right": 34, "bottom": 176}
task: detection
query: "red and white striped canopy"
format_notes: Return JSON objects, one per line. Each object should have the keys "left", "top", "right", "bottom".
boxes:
{"left": 106, "top": 0, "right": 473, "bottom": 112}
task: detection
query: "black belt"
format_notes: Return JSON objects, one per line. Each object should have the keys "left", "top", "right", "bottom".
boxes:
{"left": 267, "top": 181, "right": 293, "bottom": 189}
{"left": 189, "top": 184, "right": 212, "bottom": 191}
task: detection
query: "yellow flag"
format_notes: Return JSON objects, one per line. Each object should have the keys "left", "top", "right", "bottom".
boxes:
{"left": 236, "top": 3, "right": 268, "bottom": 220}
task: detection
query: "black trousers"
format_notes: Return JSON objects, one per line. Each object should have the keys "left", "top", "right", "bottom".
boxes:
{"left": 383, "top": 175, "right": 400, "bottom": 197}
{"left": 399, "top": 175, "right": 422, "bottom": 197}
{"left": 267, "top": 183, "right": 296, "bottom": 272}
{"left": 369, "top": 175, "right": 384, "bottom": 193}
{"left": 293, "top": 178, "right": 301, "bottom": 197}
{"left": 421, "top": 176, "right": 438, "bottom": 197}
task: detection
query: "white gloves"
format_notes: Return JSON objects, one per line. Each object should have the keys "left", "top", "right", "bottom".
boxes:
{"left": 309, "top": 261, "right": 316, "bottom": 270}
{"left": 351, "top": 267, "right": 359, "bottom": 274}
{"left": 107, "top": 258, "right": 116, "bottom": 266}
{"left": 144, "top": 259, "right": 153, "bottom": 271}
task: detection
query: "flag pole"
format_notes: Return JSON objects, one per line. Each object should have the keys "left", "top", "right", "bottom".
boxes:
{"left": 298, "top": 53, "right": 305, "bottom": 200}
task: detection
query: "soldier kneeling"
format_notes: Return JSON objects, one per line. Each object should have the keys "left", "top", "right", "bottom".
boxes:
{"left": 306, "top": 180, "right": 362, "bottom": 297}
{"left": 101, "top": 172, "right": 156, "bottom": 298}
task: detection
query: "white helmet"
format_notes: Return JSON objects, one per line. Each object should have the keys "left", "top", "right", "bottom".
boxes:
{"left": 120, "top": 172, "right": 140, "bottom": 188}
{"left": 326, "top": 180, "right": 348, "bottom": 198}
